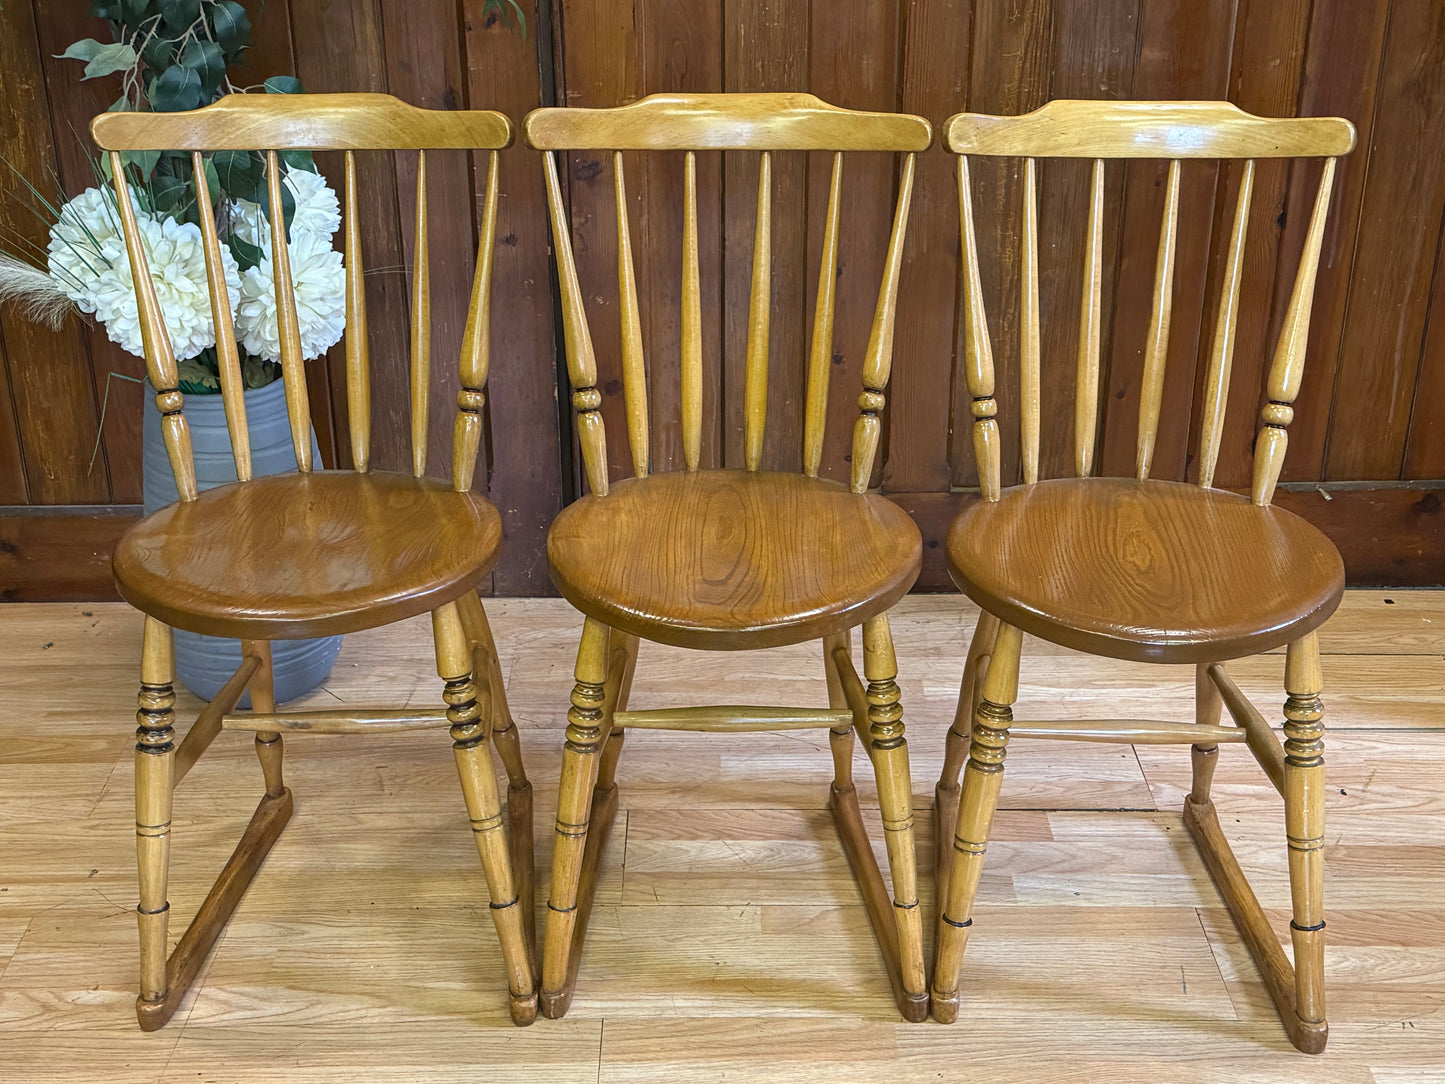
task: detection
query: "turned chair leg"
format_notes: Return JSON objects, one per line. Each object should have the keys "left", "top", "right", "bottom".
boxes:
{"left": 456, "top": 591, "right": 537, "bottom": 963}
{"left": 861, "top": 615, "right": 928, "bottom": 1020}
{"left": 433, "top": 602, "right": 538, "bottom": 1026}
{"left": 932, "top": 620, "right": 1023, "bottom": 1023}
{"left": 135, "top": 617, "right": 177, "bottom": 1015}
{"left": 824, "top": 630, "right": 855, "bottom": 791}
{"left": 1284, "top": 633, "right": 1328, "bottom": 1050}
{"left": 242, "top": 640, "right": 285, "bottom": 798}
{"left": 541, "top": 617, "right": 613, "bottom": 1019}
{"left": 936, "top": 610, "right": 999, "bottom": 882}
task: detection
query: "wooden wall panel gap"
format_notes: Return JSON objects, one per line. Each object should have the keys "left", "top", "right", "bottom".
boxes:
{"left": 1402, "top": 210, "right": 1445, "bottom": 479}
{"left": 0, "top": 330, "right": 32, "bottom": 503}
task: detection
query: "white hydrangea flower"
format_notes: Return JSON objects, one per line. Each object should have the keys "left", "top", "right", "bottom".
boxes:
{"left": 47, "top": 185, "right": 124, "bottom": 311}
{"left": 234, "top": 229, "right": 346, "bottom": 361}
{"left": 84, "top": 215, "right": 241, "bottom": 361}
{"left": 229, "top": 168, "right": 341, "bottom": 248}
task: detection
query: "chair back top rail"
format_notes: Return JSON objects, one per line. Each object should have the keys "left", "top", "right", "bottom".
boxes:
{"left": 91, "top": 92, "right": 513, "bottom": 151}
{"left": 524, "top": 92, "right": 931, "bottom": 152}
{"left": 944, "top": 100, "right": 1355, "bottom": 159}
{"left": 95, "top": 93, "right": 508, "bottom": 500}
{"left": 949, "top": 99, "right": 1352, "bottom": 506}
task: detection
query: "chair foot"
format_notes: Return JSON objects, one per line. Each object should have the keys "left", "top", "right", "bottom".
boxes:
{"left": 135, "top": 788, "right": 293, "bottom": 1031}
{"left": 829, "top": 782, "right": 928, "bottom": 1023}
{"left": 509, "top": 986, "right": 540, "bottom": 1027}
{"left": 929, "top": 988, "right": 960, "bottom": 1024}
{"left": 540, "top": 779, "right": 622, "bottom": 1020}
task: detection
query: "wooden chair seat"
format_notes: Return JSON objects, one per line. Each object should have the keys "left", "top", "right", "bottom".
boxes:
{"left": 947, "top": 477, "right": 1344, "bottom": 664}
{"left": 547, "top": 469, "right": 922, "bottom": 650}
{"left": 113, "top": 470, "right": 501, "bottom": 640}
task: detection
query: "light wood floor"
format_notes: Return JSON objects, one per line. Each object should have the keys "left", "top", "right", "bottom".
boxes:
{"left": 0, "top": 592, "right": 1441, "bottom": 1082}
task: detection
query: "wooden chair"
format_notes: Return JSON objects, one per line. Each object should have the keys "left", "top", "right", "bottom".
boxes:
{"left": 929, "top": 101, "right": 1355, "bottom": 1052}
{"left": 91, "top": 94, "right": 539, "bottom": 1028}
{"left": 524, "top": 93, "right": 933, "bottom": 1021}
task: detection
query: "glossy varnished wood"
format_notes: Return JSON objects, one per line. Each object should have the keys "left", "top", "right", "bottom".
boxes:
{"left": 947, "top": 478, "right": 1344, "bottom": 664}
{"left": 113, "top": 471, "right": 501, "bottom": 640}
{"left": 944, "top": 99, "right": 1355, "bottom": 159}
{"left": 547, "top": 470, "right": 922, "bottom": 650}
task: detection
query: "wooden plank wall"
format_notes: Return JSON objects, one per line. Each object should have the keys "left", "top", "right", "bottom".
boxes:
{"left": 1, "top": 0, "right": 1441, "bottom": 600}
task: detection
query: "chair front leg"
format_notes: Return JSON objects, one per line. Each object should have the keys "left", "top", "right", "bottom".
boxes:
{"left": 541, "top": 617, "right": 612, "bottom": 1019}
{"left": 862, "top": 614, "right": 928, "bottom": 1020}
{"left": 1284, "top": 633, "right": 1328, "bottom": 1051}
{"left": 433, "top": 602, "right": 537, "bottom": 1026}
{"left": 936, "top": 610, "right": 999, "bottom": 882}
{"left": 241, "top": 640, "right": 285, "bottom": 798}
{"left": 932, "top": 620, "right": 1023, "bottom": 1023}
{"left": 135, "top": 617, "right": 177, "bottom": 1013}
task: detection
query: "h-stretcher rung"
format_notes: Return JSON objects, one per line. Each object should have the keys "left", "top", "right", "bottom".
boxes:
{"left": 1206, "top": 663, "right": 1286, "bottom": 794}
{"left": 174, "top": 653, "right": 262, "bottom": 784}
{"left": 611, "top": 706, "right": 854, "bottom": 732}
{"left": 222, "top": 708, "right": 450, "bottom": 734}
{"left": 1008, "top": 719, "right": 1249, "bottom": 744}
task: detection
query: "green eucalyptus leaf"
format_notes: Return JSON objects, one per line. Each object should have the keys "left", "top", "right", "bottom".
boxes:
{"left": 280, "top": 149, "right": 317, "bottom": 172}
{"left": 278, "top": 180, "right": 296, "bottom": 238}
{"left": 202, "top": 157, "right": 221, "bottom": 205}
{"left": 107, "top": 93, "right": 131, "bottom": 112}
{"left": 56, "top": 38, "right": 105, "bottom": 63}
{"left": 140, "top": 33, "right": 175, "bottom": 69}
{"left": 149, "top": 65, "right": 205, "bottom": 112}
{"left": 177, "top": 357, "right": 220, "bottom": 393}
{"left": 58, "top": 39, "right": 139, "bottom": 80}
{"left": 119, "top": 0, "right": 150, "bottom": 31}
{"left": 228, "top": 234, "right": 263, "bottom": 271}
{"left": 242, "top": 356, "right": 279, "bottom": 389}
{"left": 122, "top": 148, "right": 162, "bottom": 179}
{"left": 263, "top": 75, "right": 303, "bottom": 95}
{"left": 212, "top": 148, "right": 261, "bottom": 199}
{"left": 151, "top": 172, "right": 190, "bottom": 213}
{"left": 210, "top": 2, "right": 252, "bottom": 56}
{"left": 90, "top": 2, "right": 123, "bottom": 19}
{"left": 159, "top": 0, "right": 201, "bottom": 33}
{"left": 177, "top": 39, "right": 226, "bottom": 95}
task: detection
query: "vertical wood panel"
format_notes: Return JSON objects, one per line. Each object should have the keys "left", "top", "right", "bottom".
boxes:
{"left": 642, "top": 2, "right": 725, "bottom": 472}
{"left": 1039, "top": 0, "right": 1138, "bottom": 481}
{"left": 723, "top": 0, "right": 809, "bottom": 472}
{"left": 30, "top": 2, "right": 144, "bottom": 502}
{"left": 288, "top": 0, "right": 413, "bottom": 474}
{"left": 1405, "top": 226, "right": 1445, "bottom": 478}
{"left": 1278, "top": 0, "right": 1390, "bottom": 483}
{"left": 1324, "top": 0, "right": 1445, "bottom": 481}
{"left": 808, "top": 0, "right": 900, "bottom": 487}
{"left": 1188, "top": 0, "right": 1311, "bottom": 490}
{"left": 887, "top": 0, "right": 971, "bottom": 493}
{"left": 464, "top": 0, "right": 564, "bottom": 594}
{"left": 948, "top": 0, "right": 1053, "bottom": 488}
{"left": 0, "top": 333, "right": 29, "bottom": 503}
{"left": 1097, "top": 0, "right": 1235, "bottom": 482}
{"left": 0, "top": 0, "right": 109, "bottom": 504}
{"left": 381, "top": 0, "right": 481, "bottom": 491}
{"left": 556, "top": 0, "right": 643, "bottom": 485}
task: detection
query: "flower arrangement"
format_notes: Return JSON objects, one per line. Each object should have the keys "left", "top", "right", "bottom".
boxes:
{"left": 0, "top": 1, "right": 345, "bottom": 393}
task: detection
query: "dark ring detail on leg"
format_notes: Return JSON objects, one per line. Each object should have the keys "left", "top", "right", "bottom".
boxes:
{"left": 941, "top": 914, "right": 973, "bottom": 929}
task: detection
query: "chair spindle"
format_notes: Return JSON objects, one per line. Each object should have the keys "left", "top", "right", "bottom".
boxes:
{"left": 744, "top": 152, "right": 772, "bottom": 471}
{"left": 543, "top": 151, "right": 608, "bottom": 496}
{"left": 1136, "top": 159, "right": 1181, "bottom": 481}
{"left": 343, "top": 151, "right": 370, "bottom": 473}
{"left": 1074, "top": 158, "right": 1105, "bottom": 478}
{"left": 681, "top": 150, "right": 703, "bottom": 471}
{"left": 614, "top": 153, "right": 649, "bottom": 478}
{"left": 1198, "top": 159, "right": 1255, "bottom": 489}
{"left": 410, "top": 150, "right": 431, "bottom": 478}
{"left": 1019, "top": 157, "right": 1041, "bottom": 485}
{"left": 455, "top": 151, "right": 500, "bottom": 493}
{"left": 267, "top": 150, "right": 312, "bottom": 471}
{"left": 850, "top": 153, "right": 916, "bottom": 494}
{"left": 1253, "top": 157, "right": 1338, "bottom": 506}
{"left": 191, "top": 151, "right": 250, "bottom": 481}
{"left": 958, "top": 156, "right": 1001, "bottom": 501}
{"left": 109, "top": 152, "right": 197, "bottom": 500}
{"left": 803, "top": 152, "right": 844, "bottom": 478}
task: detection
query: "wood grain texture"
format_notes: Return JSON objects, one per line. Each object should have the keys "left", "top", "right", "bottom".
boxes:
{"left": 112, "top": 471, "right": 501, "bottom": 638}
{"left": 547, "top": 470, "right": 921, "bottom": 650}
{"left": 946, "top": 477, "right": 1345, "bottom": 662}
{"left": 0, "top": 508, "right": 136, "bottom": 601}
